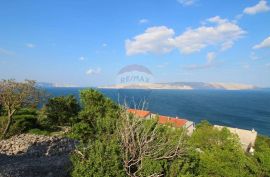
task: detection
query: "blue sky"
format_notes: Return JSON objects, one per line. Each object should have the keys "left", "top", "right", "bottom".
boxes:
{"left": 0, "top": 0, "right": 270, "bottom": 87}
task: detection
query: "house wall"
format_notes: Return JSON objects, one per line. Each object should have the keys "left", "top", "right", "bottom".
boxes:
{"left": 185, "top": 121, "right": 195, "bottom": 136}
{"left": 214, "top": 125, "right": 257, "bottom": 152}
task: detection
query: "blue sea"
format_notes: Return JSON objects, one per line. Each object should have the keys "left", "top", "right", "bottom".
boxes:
{"left": 45, "top": 88, "right": 270, "bottom": 136}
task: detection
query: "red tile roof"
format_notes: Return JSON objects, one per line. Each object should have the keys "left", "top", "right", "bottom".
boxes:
{"left": 127, "top": 109, "right": 188, "bottom": 128}
{"left": 158, "top": 116, "right": 187, "bottom": 127}
{"left": 127, "top": 109, "right": 151, "bottom": 118}
{"left": 169, "top": 118, "right": 187, "bottom": 127}
{"left": 158, "top": 115, "right": 171, "bottom": 124}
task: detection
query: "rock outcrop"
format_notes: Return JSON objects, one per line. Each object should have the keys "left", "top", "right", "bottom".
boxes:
{"left": 0, "top": 134, "right": 77, "bottom": 177}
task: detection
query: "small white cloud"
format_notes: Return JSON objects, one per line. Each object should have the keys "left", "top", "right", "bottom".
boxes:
{"left": 234, "top": 14, "right": 244, "bottom": 21}
{"left": 0, "top": 48, "right": 15, "bottom": 56}
{"left": 102, "top": 43, "right": 107, "bottom": 47}
{"left": 79, "top": 56, "right": 85, "bottom": 61}
{"left": 207, "top": 16, "right": 228, "bottom": 24}
{"left": 139, "top": 19, "right": 149, "bottom": 24}
{"left": 157, "top": 62, "right": 169, "bottom": 68}
{"left": 244, "top": 0, "right": 270, "bottom": 15}
{"left": 253, "top": 36, "right": 270, "bottom": 49}
{"left": 243, "top": 64, "right": 250, "bottom": 69}
{"left": 184, "top": 52, "right": 217, "bottom": 70}
{"left": 250, "top": 52, "right": 259, "bottom": 60}
{"left": 86, "top": 68, "right": 101, "bottom": 76}
{"left": 177, "top": 0, "right": 196, "bottom": 6}
{"left": 206, "top": 52, "right": 216, "bottom": 63}
{"left": 26, "top": 43, "right": 36, "bottom": 48}
{"left": 184, "top": 62, "right": 214, "bottom": 70}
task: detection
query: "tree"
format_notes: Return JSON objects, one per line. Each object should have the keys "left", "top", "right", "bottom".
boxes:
{"left": 190, "top": 120, "right": 240, "bottom": 150}
{"left": 75, "top": 89, "right": 120, "bottom": 139}
{"left": 0, "top": 79, "right": 41, "bottom": 138}
{"left": 118, "top": 113, "right": 188, "bottom": 177}
{"left": 254, "top": 135, "right": 270, "bottom": 176}
{"left": 0, "top": 103, "right": 3, "bottom": 116}
{"left": 190, "top": 121, "right": 259, "bottom": 177}
{"left": 45, "top": 95, "right": 80, "bottom": 126}
{"left": 71, "top": 89, "right": 124, "bottom": 176}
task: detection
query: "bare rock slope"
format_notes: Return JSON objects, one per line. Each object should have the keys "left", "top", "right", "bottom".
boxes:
{"left": 0, "top": 134, "right": 77, "bottom": 177}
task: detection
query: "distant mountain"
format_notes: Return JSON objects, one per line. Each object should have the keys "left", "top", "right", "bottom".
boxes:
{"left": 99, "top": 82, "right": 257, "bottom": 90}
{"left": 36, "top": 82, "right": 55, "bottom": 88}
{"left": 36, "top": 82, "right": 78, "bottom": 88}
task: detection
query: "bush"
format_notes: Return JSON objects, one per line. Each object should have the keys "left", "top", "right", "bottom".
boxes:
{"left": 77, "top": 89, "right": 120, "bottom": 137}
{"left": 9, "top": 114, "right": 38, "bottom": 135}
{"left": 68, "top": 122, "right": 94, "bottom": 142}
{"left": 254, "top": 135, "right": 270, "bottom": 176}
{"left": 71, "top": 136, "right": 125, "bottom": 177}
{"left": 190, "top": 121, "right": 260, "bottom": 177}
{"left": 71, "top": 89, "right": 124, "bottom": 176}
{"left": 16, "top": 108, "right": 38, "bottom": 116}
{"left": 0, "top": 104, "right": 4, "bottom": 116}
{"left": 45, "top": 95, "right": 80, "bottom": 126}
{"left": 28, "top": 128, "right": 51, "bottom": 136}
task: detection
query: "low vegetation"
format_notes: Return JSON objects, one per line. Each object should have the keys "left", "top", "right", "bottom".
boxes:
{"left": 0, "top": 79, "right": 270, "bottom": 177}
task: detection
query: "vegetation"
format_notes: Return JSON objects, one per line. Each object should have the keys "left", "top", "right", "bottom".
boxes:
{"left": 1, "top": 80, "right": 270, "bottom": 176}
{"left": 190, "top": 121, "right": 259, "bottom": 177}
{"left": 254, "top": 135, "right": 270, "bottom": 176}
{"left": 0, "top": 79, "right": 42, "bottom": 138}
{"left": 44, "top": 95, "right": 80, "bottom": 126}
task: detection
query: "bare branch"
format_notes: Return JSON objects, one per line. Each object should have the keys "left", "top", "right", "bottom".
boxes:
{"left": 117, "top": 107, "right": 187, "bottom": 177}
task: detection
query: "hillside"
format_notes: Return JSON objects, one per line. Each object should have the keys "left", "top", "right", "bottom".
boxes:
{"left": 99, "top": 82, "right": 257, "bottom": 90}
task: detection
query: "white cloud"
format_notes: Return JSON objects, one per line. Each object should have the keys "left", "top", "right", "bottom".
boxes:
{"left": 125, "top": 26, "right": 175, "bottom": 55}
{"left": 139, "top": 19, "right": 149, "bottom": 24}
{"left": 184, "top": 52, "right": 217, "bottom": 70}
{"left": 79, "top": 56, "right": 85, "bottom": 61}
{"left": 86, "top": 68, "right": 101, "bottom": 76}
{"left": 184, "top": 62, "right": 214, "bottom": 70}
{"left": 0, "top": 48, "right": 15, "bottom": 56}
{"left": 250, "top": 52, "right": 259, "bottom": 60}
{"left": 244, "top": 0, "right": 270, "bottom": 15}
{"left": 26, "top": 43, "right": 36, "bottom": 48}
{"left": 126, "top": 16, "right": 245, "bottom": 55}
{"left": 253, "top": 36, "right": 270, "bottom": 49}
{"left": 157, "top": 62, "right": 169, "bottom": 68}
{"left": 177, "top": 0, "right": 196, "bottom": 6}
{"left": 243, "top": 64, "right": 250, "bottom": 69}
{"left": 206, "top": 52, "right": 216, "bottom": 63}
{"left": 102, "top": 43, "right": 107, "bottom": 47}
{"left": 175, "top": 16, "right": 245, "bottom": 54}
{"left": 234, "top": 14, "right": 243, "bottom": 21}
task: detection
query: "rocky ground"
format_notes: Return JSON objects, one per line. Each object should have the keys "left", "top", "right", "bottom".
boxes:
{"left": 0, "top": 134, "right": 77, "bottom": 177}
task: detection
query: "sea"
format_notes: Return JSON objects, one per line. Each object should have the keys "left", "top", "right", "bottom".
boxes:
{"left": 45, "top": 88, "right": 270, "bottom": 136}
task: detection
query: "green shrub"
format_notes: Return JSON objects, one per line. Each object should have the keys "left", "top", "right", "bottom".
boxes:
{"left": 28, "top": 128, "right": 51, "bottom": 136}
{"left": 9, "top": 114, "right": 38, "bottom": 135}
{"left": 254, "top": 135, "right": 270, "bottom": 176}
{"left": 77, "top": 89, "right": 120, "bottom": 138}
{"left": 0, "top": 104, "right": 4, "bottom": 116}
{"left": 68, "top": 122, "right": 94, "bottom": 142}
{"left": 16, "top": 108, "right": 38, "bottom": 116}
{"left": 44, "top": 95, "right": 80, "bottom": 126}
{"left": 71, "top": 136, "right": 125, "bottom": 177}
